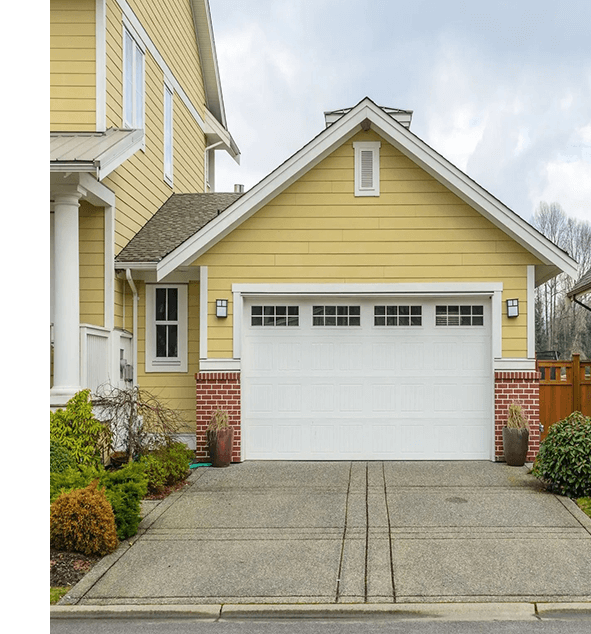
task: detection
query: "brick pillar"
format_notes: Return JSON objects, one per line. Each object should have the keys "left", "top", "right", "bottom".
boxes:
{"left": 195, "top": 372, "right": 242, "bottom": 462}
{"left": 494, "top": 371, "right": 540, "bottom": 462}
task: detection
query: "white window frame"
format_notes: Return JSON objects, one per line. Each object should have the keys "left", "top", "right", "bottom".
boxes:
{"left": 123, "top": 25, "right": 145, "bottom": 131}
{"left": 164, "top": 83, "right": 174, "bottom": 186}
{"left": 145, "top": 284, "right": 188, "bottom": 373}
{"left": 353, "top": 141, "right": 380, "bottom": 196}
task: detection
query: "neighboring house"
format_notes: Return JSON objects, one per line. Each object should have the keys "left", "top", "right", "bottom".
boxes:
{"left": 115, "top": 97, "right": 578, "bottom": 462}
{"left": 50, "top": 0, "right": 240, "bottom": 446}
{"left": 567, "top": 268, "right": 591, "bottom": 310}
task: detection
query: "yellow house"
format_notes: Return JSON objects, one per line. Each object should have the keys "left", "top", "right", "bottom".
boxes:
{"left": 49, "top": 0, "right": 240, "bottom": 448}
{"left": 115, "top": 97, "right": 577, "bottom": 461}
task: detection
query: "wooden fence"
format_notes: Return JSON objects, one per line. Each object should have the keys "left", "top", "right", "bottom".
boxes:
{"left": 537, "top": 353, "right": 591, "bottom": 440}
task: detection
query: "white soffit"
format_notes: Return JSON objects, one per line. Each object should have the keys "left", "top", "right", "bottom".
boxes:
{"left": 157, "top": 97, "right": 578, "bottom": 284}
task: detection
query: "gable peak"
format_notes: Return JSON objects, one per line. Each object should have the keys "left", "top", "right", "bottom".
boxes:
{"left": 324, "top": 102, "right": 413, "bottom": 129}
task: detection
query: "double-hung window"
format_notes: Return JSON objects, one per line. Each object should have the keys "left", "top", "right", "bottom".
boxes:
{"left": 145, "top": 285, "right": 188, "bottom": 372}
{"left": 123, "top": 26, "right": 145, "bottom": 130}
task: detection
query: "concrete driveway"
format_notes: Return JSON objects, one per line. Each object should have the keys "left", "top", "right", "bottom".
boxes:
{"left": 64, "top": 461, "right": 591, "bottom": 605}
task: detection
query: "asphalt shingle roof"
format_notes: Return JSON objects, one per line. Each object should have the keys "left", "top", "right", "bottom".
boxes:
{"left": 115, "top": 193, "right": 243, "bottom": 263}
{"left": 568, "top": 267, "right": 591, "bottom": 298}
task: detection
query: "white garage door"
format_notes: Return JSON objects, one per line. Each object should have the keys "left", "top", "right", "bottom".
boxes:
{"left": 242, "top": 297, "right": 492, "bottom": 460}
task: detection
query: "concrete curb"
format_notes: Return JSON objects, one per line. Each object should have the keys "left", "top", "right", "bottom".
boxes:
{"left": 51, "top": 602, "right": 591, "bottom": 621}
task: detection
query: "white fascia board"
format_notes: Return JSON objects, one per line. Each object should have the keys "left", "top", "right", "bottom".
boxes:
{"left": 96, "top": 129, "right": 144, "bottom": 180}
{"left": 363, "top": 104, "right": 579, "bottom": 281}
{"left": 205, "top": 109, "right": 240, "bottom": 161}
{"left": 157, "top": 96, "right": 577, "bottom": 283}
{"left": 156, "top": 108, "right": 368, "bottom": 280}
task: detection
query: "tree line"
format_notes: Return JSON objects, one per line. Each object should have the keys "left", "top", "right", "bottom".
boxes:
{"left": 531, "top": 202, "right": 591, "bottom": 360}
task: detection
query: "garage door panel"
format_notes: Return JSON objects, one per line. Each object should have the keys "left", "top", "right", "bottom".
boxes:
{"left": 242, "top": 297, "right": 492, "bottom": 460}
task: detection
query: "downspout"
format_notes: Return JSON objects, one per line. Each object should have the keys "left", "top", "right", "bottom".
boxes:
{"left": 574, "top": 297, "right": 591, "bottom": 313}
{"left": 125, "top": 269, "right": 138, "bottom": 386}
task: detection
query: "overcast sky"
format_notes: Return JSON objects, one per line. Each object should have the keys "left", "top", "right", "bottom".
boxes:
{"left": 209, "top": 0, "right": 591, "bottom": 227}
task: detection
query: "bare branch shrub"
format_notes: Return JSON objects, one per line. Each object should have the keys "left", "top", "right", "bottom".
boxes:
{"left": 92, "top": 385, "right": 185, "bottom": 461}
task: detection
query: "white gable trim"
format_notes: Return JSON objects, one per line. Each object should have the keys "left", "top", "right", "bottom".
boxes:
{"left": 156, "top": 98, "right": 577, "bottom": 283}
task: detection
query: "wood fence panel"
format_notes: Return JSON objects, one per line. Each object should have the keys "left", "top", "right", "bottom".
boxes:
{"left": 538, "top": 354, "right": 591, "bottom": 440}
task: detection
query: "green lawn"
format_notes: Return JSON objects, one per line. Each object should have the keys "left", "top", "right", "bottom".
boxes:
{"left": 50, "top": 587, "right": 70, "bottom": 605}
{"left": 576, "top": 498, "right": 591, "bottom": 518}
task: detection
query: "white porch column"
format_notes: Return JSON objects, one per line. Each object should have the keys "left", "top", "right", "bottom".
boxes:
{"left": 50, "top": 186, "right": 86, "bottom": 406}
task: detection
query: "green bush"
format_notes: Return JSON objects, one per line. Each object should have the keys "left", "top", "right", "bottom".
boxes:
{"left": 50, "top": 441, "right": 76, "bottom": 473}
{"left": 50, "top": 390, "right": 111, "bottom": 467}
{"left": 50, "top": 481, "right": 119, "bottom": 556}
{"left": 532, "top": 411, "right": 591, "bottom": 498}
{"left": 50, "top": 462, "right": 147, "bottom": 540}
{"left": 141, "top": 442, "right": 193, "bottom": 494}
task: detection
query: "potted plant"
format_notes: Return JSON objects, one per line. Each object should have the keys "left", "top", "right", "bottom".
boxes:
{"left": 207, "top": 409, "right": 234, "bottom": 467}
{"left": 503, "top": 403, "right": 529, "bottom": 466}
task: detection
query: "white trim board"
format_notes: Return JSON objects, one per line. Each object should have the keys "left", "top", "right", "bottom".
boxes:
{"left": 156, "top": 98, "right": 577, "bottom": 283}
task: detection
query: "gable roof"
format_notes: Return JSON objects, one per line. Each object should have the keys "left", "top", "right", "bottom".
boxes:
{"left": 567, "top": 268, "right": 591, "bottom": 298}
{"left": 153, "top": 97, "right": 578, "bottom": 284}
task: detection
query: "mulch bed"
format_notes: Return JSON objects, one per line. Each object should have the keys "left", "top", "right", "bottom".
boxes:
{"left": 50, "top": 549, "right": 102, "bottom": 588}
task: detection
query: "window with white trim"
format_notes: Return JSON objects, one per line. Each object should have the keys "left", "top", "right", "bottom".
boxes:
{"left": 353, "top": 141, "right": 380, "bottom": 196}
{"left": 435, "top": 305, "right": 484, "bottom": 327}
{"left": 374, "top": 305, "right": 422, "bottom": 326}
{"left": 164, "top": 84, "right": 173, "bottom": 185}
{"left": 313, "top": 305, "right": 361, "bottom": 327}
{"left": 123, "top": 26, "right": 145, "bottom": 129}
{"left": 145, "top": 285, "right": 188, "bottom": 372}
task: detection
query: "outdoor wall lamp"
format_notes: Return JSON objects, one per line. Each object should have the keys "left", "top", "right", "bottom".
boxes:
{"left": 216, "top": 299, "right": 228, "bottom": 318}
{"left": 506, "top": 298, "right": 519, "bottom": 318}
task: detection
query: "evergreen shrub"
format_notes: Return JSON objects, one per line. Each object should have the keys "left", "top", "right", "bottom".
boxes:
{"left": 50, "top": 481, "right": 119, "bottom": 556}
{"left": 532, "top": 411, "right": 591, "bottom": 498}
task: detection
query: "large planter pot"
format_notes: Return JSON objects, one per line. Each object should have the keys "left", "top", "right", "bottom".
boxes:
{"left": 207, "top": 427, "right": 234, "bottom": 467}
{"left": 502, "top": 427, "right": 529, "bottom": 466}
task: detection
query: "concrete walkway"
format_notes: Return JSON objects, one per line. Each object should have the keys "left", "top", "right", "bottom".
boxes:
{"left": 61, "top": 461, "right": 591, "bottom": 606}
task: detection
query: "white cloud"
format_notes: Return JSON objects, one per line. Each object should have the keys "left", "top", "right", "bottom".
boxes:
{"left": 536, "top": 160, "right": 591, "bottom": 225}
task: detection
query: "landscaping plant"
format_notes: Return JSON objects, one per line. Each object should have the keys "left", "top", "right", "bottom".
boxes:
{"left": 532, "top": 411, "right": 591, "bottom": 498}
{"left": 50, "top": 440, "right": 76, "bottom": 473}
{"left": 140, "top": 442, "right": 193, "bottom": 494}
{"left": 50, "top": 481, "right": 119, "bottom": 557}
{"left": 50, "top": 390, "right": 111, "bottom": 467}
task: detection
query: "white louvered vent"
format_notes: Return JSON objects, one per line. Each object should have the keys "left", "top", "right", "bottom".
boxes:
{"left": 354, "top": 141, "right": 380, "bottom": 196}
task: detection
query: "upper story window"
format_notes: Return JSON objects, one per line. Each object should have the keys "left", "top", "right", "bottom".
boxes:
{"left": 353, "top": 141, "right": 380, "bottom": 196}
{"left": 164, "top": 84, "right": 173, "bottom": 185}
{"left": 123, "top": 26, "right": 145, "bottom": 129}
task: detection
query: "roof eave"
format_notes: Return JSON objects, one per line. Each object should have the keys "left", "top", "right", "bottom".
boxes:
{"left": 156, "top": 97, "right": 578, "bottom": 283}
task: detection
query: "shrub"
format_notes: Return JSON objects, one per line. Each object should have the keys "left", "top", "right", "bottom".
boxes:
{"left": 141, "top": 442, "right": 193, "bottom": 494}
{"left": 50, "top": 441, "right": 76, "bottom": 473}
{"left": 50, "top": 481, "right": 119, "bottom": 556}
{"left": 50, "top": 463, "right": 147, "bottom": 540}
{"left": 102, "top": 462, "right": 148, "bottom": 539}
{"left": 50, "top": 390, "right": 111, "bottom": 467}
{"left": 532, "top": 411, "right": 591, "bottom": 498}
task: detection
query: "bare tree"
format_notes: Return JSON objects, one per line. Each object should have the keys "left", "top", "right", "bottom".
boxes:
{"left": 532, "top": 202, "right": 591, "bottom": 359}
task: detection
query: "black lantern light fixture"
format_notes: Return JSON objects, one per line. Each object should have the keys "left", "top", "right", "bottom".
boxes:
{"left": 216, "top": 299, "right": 228, "bottom": 318}
{"left": 506, "top": 298, "right": 519, "bottom": 318}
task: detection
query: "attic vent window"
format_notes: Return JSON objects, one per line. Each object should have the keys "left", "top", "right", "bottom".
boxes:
{"left": 354, "top": 141, "right": 380, "bottom": 196}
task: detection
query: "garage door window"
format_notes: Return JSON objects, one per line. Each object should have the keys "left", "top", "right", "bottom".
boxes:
{"left": 313, "top": 305, "right": 361, "bottom": 326}
{"left": 251, "top": 305, "right": 299, "bottom": 327}
{"left": 436, "top": 305, "right": 484, "bottom": 326}
{"left": 374, "top": 305, "right": 422, "bottom": 326}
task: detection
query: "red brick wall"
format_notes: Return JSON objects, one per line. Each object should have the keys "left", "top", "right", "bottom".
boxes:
{"left": 494, "top": 371, "right": 540, "bottom": 462}
{"left": 195, "top": 372, "right": 241, "bottom": 462}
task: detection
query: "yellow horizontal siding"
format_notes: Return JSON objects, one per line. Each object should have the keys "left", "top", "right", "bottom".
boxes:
{"left": 195, "top": 130, "right": 540, "bottom": 360}
{"left": 50, "top": 0, "right": 96, "bottom": 131}
{"left": 79, "top": 202, "right": 104, "bottom": 327}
